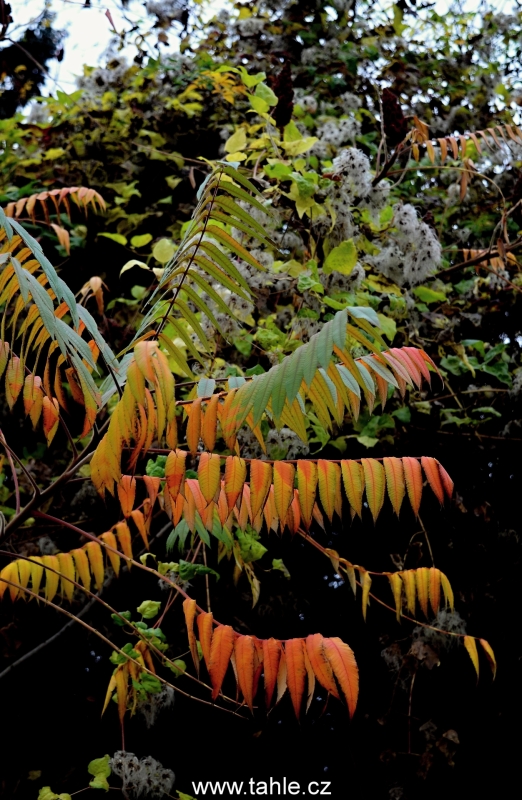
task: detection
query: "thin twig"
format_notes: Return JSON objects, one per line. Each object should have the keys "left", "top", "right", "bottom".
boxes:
{"left": 202, "top": 544, "right": 212, "bottom": 613}
{"left": 408, "top": 668, "right": 417, "bottom": 755}
{"left": 0, "top": 434, "right": 20, "bottom": 514}
{"left": 0, "top": 594, "right": 99, "bottom": 681}
{"left": 418, "top": 516, "right": 434, "bottom": 565}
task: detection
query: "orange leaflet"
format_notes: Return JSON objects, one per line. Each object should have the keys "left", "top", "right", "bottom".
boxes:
{"left": 42, "top": 396, "right": 60, "bottom": 444}
{"left": 183, "top": 598, "right": 199, "bottom": 675}
{"left": 209, "top": 624, "right": 236, "bottom": 700}
{"left": 359, "top": 567, "right": 372, "bottom": 621}
{"left": 322, "top": 637, "right": 359, "bottom": 718}
{"left": 285, "top": 492, "right": 301, "bottom": 535}
{"left": 114, "top": 521, "right": 133, "bottom": 565}
{"left": 262, "top": 638, "right": 282, "bottom": 709}
{"left": 6, "top": 355, "right": 23, "bottom": 408}
{"left": 126, "top": 357, "right": 146, "bottom": 405}
{"left": 305, "top": 634, "right": 339, "bottom": 699}
{"left": 202, "top": 393, "right": 220, "bottom": 452}
{"left": 234, "top": 635, "right": 256, "bottom": 712}
{"left": 115, "top": 663, "right": 129, "bottom": 723}
{"left": 198, "top": 452, "right": 221, "bottom": 504}
{"left": 224, "top": 455, "right": 247, "bottom": 512}
{"left": 99, "top": 531, "right": 121, "bottom": 577}
{"left": 361, "top": 458, "right": 385, "bottom": 522}
{"left": 143, "top": 475, "right": 161, "bottom": 509}
{"left": 383, "top": 457, "right": 405, "bottom": 516}
{"left": 296, "top": 461, "right": 318, "bottom": 528}
{"left": 117, "top": 475, "right": 136, "bottom": 517}
{"left": 402, "top": 457, "right": 423, "bottom": 517}
{"left": 165, "top": 449, "right": 187, "bottom": 502}
{"left": 134, "top": 340, "right": 157, "bottom": 383}
{"left": 23, "top": 374, "right": 43, "bottom": 424}
{"left": 317, "top": 460, "right": 341, "bottom": 523}
{"left": 401, "top": 569, "right": 416, "bottom": 614}
{"left": 273, "top": 461, "right": 295, "bottom": 526}
{"left": 196, "top": 611, "right": 214, "bottom": 670}
{"left": 250, "top": 460, "right": 273, "bottom": 520}
{"left": 421, "top": 456, "right": 445, "bottom": 504}
{"left": 130, "top": 509, "right": 149, "bottom": 549}
{"left": 341, "top": 460, "right": 364, "bottom": 518}
{"left": 303, "top": 645, "right": 315, "bottom": 713}
{"left": 186, "top": 396, "right": 203, "bottom": 455}
{"left": 437, "top": 460, "right": 454, "bottom": 498}
{"left": 284, "top": 638, "right": 307, "bottom": 719}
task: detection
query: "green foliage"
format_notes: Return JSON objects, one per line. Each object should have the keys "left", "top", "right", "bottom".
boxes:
{"left": 87, "top": 756, "right": 111, "bottom": 791}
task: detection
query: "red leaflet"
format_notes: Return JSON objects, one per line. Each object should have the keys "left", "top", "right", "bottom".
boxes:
{"left": 183, "top": 598, "right": 199, "bottom": 675}
{"left": 262, "top": 638, "right": 282, "bottom": 709}
{"left": 322, "top": 637, "right": 359, "bottom": 718}
{"left": 209, "top": 625, "right": 236, "bottom": 700}
{"left": 197, "top": 611, "right": 214, "bottom": 670}
{"left": 234, "top": 634, "right": 256, "bottom": 712}
{"left": 284, "top": 638, "right": 307, "bottom": 719}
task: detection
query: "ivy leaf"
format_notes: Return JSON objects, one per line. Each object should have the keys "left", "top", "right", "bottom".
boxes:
{"left": 120, "top": 259, "right": 150, "bottom": 276}
{"left": 323, "top": 240, "right": 357, "bottom": 275}
{"left": 166, "top": 658, "right": 187, "bottom": 677}
{"left": 146, "top": 455, "right": 167, "bottom": 478}
{"left": 236, "top": 527, "right": 267, "bottom": 563}
{"left": 37, "top": 789, "right": 72, "bottom": 800}
{"left": 357, "top": 435, "right": 378, "bottom": 448}
{"left": 178, "top": 560, "right": 220, "bottom": 581}
{"left": 237, "top": 66, "right": 266, "bottom": 88}
{"left": 141, "top": 673, "right": 163, "bottom": 693}
{"left": 392, "top": 407, "right": 411, "bottom": 423}
{"left": 111, "top": 610, "right": 132, "bottom": 627}
{"left": 272, "top": 558, "right": 291, "bottom": 578}
{"left": 99, "top": 232, "right": 127, "bottom": 246}
{"left": 249, "top": 94, "right": 269, "bottom": 114}
{"left": 473, "top": 406, "right": 502, "bottom": 418}
{"left": 254, "top": 82, "right": 278, "bottom": 106}
{"left": 152, "top": 239, "right": 176, "bottom": 264}
{"left": 130, "top": 233, "right": 153, "bottom": 248}
{"left": 264, "top": 162, "right": 294, "bottom": 180}
{"left": 297, "top": 272, "right": 323, "bottom": 293}
{"left": 137, "top": 600, "right": 161, "bottom": 619}
{"left": 225, "top": 128, "right": 247, "bottom": 153}
{"left": 88, "top": 755, "right": 111, "bottom": 791}
{"left": 413, "top": 286, "right": 447, "bottom": 304}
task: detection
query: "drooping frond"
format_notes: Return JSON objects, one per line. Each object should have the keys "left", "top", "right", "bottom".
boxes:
{"left": 92, "top": 307, "right": 439, "bottom": 494}
{"left": 130, "top": 163, "right": 274, "bottom": 370}
{"left": 408, "top": 118, "right": 522, "bottom": 164}
{"left": 183, "top": 602, "right": 359, "bottom": 718}
{"left": 4, "top": 186, "right": 106, "bottom": 223}
{"left": 5, "top": 186, "right": 106, "bottom": 256}
{"left": 0, "top": 209, "right": 120, "bottom": 441}
{"left": 0, "top": 527, "right": 135, "bottom": 602}
{"left": 107, "top": 455, "right": 452, "bottom": 539}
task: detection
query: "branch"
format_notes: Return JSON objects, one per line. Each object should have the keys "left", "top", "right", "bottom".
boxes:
{"left": 3, "top": 417, "right": 110, "bottom": 538}
{"left": 437, "top": 237, "right": 522, "bottom": 274}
